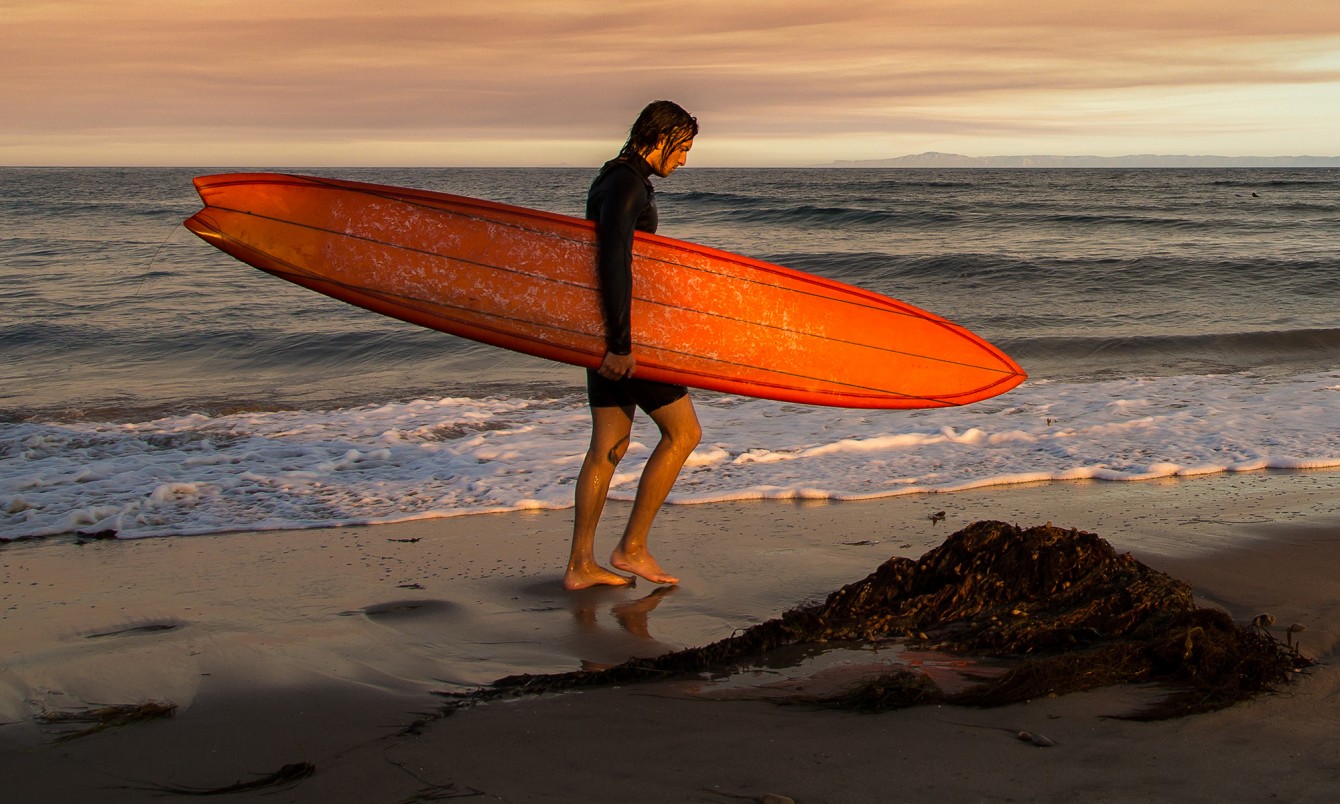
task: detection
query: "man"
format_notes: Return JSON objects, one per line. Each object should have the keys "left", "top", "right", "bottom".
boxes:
{"left": 563, "top": 101, "right": 701, "bottom": 591}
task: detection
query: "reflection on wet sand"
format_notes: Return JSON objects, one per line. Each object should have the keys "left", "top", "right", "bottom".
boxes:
{"left": 565, "top": 586, "right": 679, "bottom": 671}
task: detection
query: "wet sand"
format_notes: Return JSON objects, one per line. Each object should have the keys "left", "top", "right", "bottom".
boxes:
{"left": 2, "top": 469, "right": 1338, "bottom": 802}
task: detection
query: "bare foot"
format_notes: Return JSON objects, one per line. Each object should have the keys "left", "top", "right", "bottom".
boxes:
{"left": 610, "top": 549, "right": 679, "bottom": 585}
{"left": 563, "top": 562, "right": 633, "bottom": 591}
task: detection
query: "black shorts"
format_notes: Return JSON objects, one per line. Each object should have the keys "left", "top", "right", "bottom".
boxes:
{"left": 586, "top": 369, "right": 688, "bottom": 413}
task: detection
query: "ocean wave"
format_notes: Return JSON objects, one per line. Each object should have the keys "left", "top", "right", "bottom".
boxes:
{"left": 671, "top": 190, "right": 763, "bottom": 206}
{"left": 4, "top": 370, "right": 1338, "bottom": 540}
{"left": 1207, "top": 177, "right": 1340, "bottom": 188}
{"left": 1002, "top": 328, "right": 1340, "bottom": 379}
{"left": 713, "top": 204, "right": 962, "bottom": 228}
{"left": 1039, "top": 212, "right": 1216, "bottom": 230}
{"left": 875, "top": 178, "right": 978, "bottom": 190}
{"left": 684, "top": 201, "right": 1318, "bottom": 242}
{"left": 762, "top": 251, "right": 1336, "bottom": 297}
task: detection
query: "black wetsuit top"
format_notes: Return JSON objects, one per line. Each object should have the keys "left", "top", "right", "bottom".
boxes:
{"left": 585, "top": 152, "right": 658, "bottom": 356}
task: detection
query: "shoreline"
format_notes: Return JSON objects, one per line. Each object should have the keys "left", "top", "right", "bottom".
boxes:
{"left": 2, "top": 469, "right": 1339, "bottom": 801}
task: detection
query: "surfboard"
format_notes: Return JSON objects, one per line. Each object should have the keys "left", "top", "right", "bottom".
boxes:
{"left": 183, "top": 173, "right": 1025, "bottom": 409}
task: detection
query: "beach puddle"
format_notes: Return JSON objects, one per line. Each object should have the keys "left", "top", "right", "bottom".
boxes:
{"left": 684, "top": 641, "right": 1010, "bottom": 702}
{"left": 352, "top": 599, "right": 459, "bottom": 620}
{"left": 79, "top": 619, "right": 187, "bottom": 640}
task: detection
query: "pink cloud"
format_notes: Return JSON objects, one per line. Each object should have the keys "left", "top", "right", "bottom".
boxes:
{"left": 4, "top": 1, "right": 1339, "bottom": 163}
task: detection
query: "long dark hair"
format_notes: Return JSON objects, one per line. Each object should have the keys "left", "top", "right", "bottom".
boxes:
{"left": 621, "top": 100, "right": 698, "bottom": 159}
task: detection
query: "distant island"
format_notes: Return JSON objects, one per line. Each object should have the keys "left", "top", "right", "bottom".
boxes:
{"left": 832, "top": 152, "right": 1340, "bottom": 168}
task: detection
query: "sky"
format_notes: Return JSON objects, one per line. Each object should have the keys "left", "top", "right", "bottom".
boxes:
{"left": 5, "top": 0, "right": 1340, "bottom": 167}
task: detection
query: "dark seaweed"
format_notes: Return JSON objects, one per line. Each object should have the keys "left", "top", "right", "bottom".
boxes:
{"left": 444, "top": 522, "right": 1308, "bottom": 720}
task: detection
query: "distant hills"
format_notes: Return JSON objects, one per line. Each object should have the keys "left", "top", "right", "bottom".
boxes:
{"left": 832, "top": 152, "right": 1340, "bottom": 168}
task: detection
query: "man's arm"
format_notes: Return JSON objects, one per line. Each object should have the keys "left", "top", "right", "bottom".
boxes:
{"left": 590, "top": 168, "right": 646, "bottom": 358}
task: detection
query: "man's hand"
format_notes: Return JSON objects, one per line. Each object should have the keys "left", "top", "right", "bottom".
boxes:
{"left": 598, "top": 351, "right": 636, "bottom": 381}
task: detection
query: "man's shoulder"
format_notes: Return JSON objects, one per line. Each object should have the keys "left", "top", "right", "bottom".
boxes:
{"left": 599, "top": 155, "right": 652, "bottom": 185}
{"left": 590, "top": 159, "right": 649, "bottom": 202}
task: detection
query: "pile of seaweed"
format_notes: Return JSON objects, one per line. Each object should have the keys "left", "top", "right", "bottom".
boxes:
{"left": 458, "top": 522, "right": 1309, "bottom": 720}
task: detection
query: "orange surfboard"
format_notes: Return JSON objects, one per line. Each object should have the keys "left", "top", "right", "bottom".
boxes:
{"left": 183, "top": 173, "right": 1024, "bottom": 409}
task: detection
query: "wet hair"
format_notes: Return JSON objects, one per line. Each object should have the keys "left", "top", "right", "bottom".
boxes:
{"left": 621, "top": 100, "right": 698, "bottom": 159}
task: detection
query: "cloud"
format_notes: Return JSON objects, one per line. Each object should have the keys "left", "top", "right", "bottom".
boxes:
{"left": 4, "top": 0, "right": 1339, "bottom": 164}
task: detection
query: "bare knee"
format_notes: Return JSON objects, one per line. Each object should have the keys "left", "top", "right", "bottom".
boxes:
{"left": 588, "top": 406, "right": 635, "bottom": 468}
{"left": 662, "top": 419, "right": 701, "bottom": 458}
{"left": 646, "top": 397, "right": 701, "bottom": 461}
{"left": 684, "top": 420, "right": 703, "bottom": 450}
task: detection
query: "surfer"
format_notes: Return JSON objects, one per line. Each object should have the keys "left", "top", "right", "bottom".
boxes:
{"left": 564, "top": 100, "right": 702, "bottom": 591}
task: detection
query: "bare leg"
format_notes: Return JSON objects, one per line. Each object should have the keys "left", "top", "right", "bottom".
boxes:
{"left": 610, "top": 395, "right": 701, "bottom": 585}
{"left": 564, "top": 404, "right": 636, "bottom": 590}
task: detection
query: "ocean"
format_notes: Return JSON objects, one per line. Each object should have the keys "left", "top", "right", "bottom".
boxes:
{"left": 3, "top": 167, "right": 1338, "bottom": 541}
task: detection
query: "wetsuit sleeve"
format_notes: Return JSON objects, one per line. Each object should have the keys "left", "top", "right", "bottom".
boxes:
{"left": 590, "top": 169, "right": 646, "bottom": 356}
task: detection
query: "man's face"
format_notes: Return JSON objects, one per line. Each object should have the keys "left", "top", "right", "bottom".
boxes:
{"left": 647, "top": 137, "right": 693, "bottom": 177}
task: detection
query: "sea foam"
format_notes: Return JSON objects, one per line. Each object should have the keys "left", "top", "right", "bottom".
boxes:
{"left": 3, "top": 370, "right": 1338, "bottom": 540}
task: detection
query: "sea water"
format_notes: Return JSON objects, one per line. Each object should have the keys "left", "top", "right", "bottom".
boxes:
{"left": 2, "top": 167, "right": 1338, "bottom": 540}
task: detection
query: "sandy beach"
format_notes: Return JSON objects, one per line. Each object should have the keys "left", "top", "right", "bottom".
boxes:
{"left": 3, "top": 469, "right": 1339, "bottom": 803}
